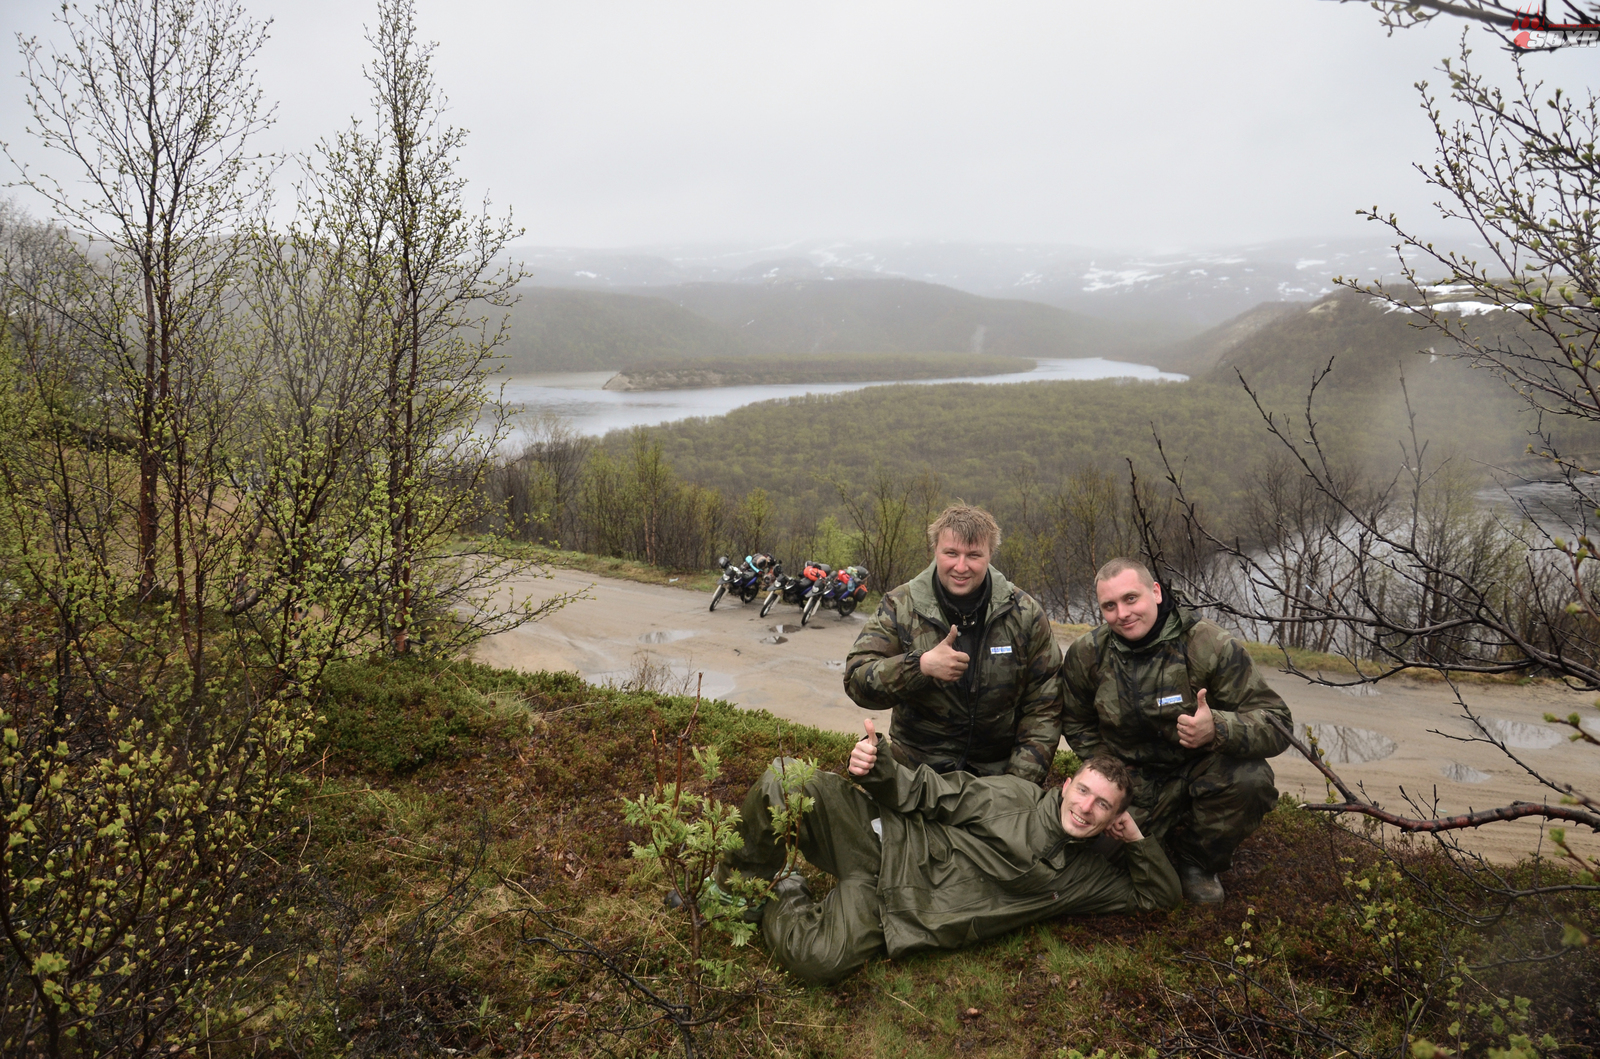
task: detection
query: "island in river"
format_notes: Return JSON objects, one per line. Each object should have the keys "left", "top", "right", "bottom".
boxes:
{"left": 601, "top": 352, "right": 1035, "bottom": 391}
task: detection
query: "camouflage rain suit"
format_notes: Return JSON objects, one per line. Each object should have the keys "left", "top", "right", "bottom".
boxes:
{"left": 1060, "top": 607, "right": 1290, "bottom": 874}
{"left": 844, "top": 563, "right": 1063, "bottom": 784}
{"left": 722, "top": 744, "right": 1181, "bottom": 984}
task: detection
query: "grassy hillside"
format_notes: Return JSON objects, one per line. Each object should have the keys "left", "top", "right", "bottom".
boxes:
{"left": 604, "top": 352, "right": 1035, "bottom": 390}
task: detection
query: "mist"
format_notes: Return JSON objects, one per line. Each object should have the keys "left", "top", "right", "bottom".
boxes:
{"left": 3, "top": 0, "right": 1593, "bottom": 255}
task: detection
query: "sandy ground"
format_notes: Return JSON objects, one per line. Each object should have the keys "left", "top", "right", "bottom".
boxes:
{"left": 476, "top": 567, "right": 1600, "bottom": 864}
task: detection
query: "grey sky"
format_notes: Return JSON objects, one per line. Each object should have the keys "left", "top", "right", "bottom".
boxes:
{"left": 1, "top": 0, "right": 1592, "bottom": 252}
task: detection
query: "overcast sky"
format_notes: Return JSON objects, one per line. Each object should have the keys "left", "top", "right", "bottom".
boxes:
{"left": 0, "top": 0, "right": 1592, "bottom": 253}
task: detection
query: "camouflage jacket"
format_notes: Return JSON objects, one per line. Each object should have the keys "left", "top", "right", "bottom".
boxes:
{"left": 844, "top": 562, "right": 1063, "bottom": 784}
{"left": 854, "top": 738, "right": 1181, "bottom": 957}
{"left": 1060, "top": 607, "right": 1290, "bottom": 770}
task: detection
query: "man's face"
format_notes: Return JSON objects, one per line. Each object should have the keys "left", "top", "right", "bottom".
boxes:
{"left": 933, "top": 529, "right": 991, "bottom": 598}
{"left": 1060, "top": 768, "right": 1125, "bottom": 839}
{"left": 1096, "top": 568, "right": 1163, "bottom": 641}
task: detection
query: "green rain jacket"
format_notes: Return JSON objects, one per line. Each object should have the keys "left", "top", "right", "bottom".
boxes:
{"left": 844, "top": 563, "right": 1063, "bottom": 783}
{"left": 854, "top": 741, "right": 1181, "bottom": 957}
{"left": 1060, "top": 606, "right": 1291, "bottom": 768}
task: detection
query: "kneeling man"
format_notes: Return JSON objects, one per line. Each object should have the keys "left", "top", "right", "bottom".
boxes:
{"left": 1061, "top": 558, "right": 1291, "bottom": 904}
{"left": 721, "top": 720, "right": 1180, "bottom": 985}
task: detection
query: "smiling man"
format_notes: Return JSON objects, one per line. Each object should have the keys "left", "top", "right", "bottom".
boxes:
{"left": 844, "top": 504, "right": 1062, "bottom": 784}
{"left": 716, "top": 720, "right": 1179, "bottom": 984}
{"left": 1060, "top": 558, "right": 1291, "bottom": 904}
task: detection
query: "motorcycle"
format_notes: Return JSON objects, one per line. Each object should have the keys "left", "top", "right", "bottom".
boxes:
{"left": 801, "top": 564, "right": 870, "bottom": 625}
{"left": 754, "top": 556, "right": 787, "bottom": 616}
{"left": 710, "top": 553, "right": 780, "bottom": 611}
{"left": 764, "top": 560, "right": 830, "bottom": 617}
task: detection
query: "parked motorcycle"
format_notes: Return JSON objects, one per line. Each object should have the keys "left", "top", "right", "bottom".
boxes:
{"left": 801, "top": 565, "right": 870, "bottom": 625}
{"left": 763, "top": 560, "right": 830, "bottom": 617}
{"left": 710, "top": 553, "right": 780, "bottom": 611}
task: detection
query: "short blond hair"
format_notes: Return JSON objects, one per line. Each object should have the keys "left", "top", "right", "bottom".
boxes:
{"left": 1094, "top": 557, "right": 1154, "bottom": 587}
{"left": 927, "top": 504, "right": 1001, "bottom": 552}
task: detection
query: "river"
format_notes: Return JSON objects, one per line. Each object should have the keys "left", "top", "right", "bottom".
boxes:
{"left": 494, "top": 356, "right": 1187, "bottom": 439}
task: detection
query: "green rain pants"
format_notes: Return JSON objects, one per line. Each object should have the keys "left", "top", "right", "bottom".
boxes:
{"left": 723, "top": 758, "right": 886, "bottom": 985}
{"left": 1129, "top": 753, "right": 1278, "bottom": 875}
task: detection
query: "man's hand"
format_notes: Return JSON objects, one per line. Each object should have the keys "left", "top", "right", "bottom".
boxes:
{"left": 919, "top": 625, "right": 970, "bottom": 682}
{"left": 848, "top": 718, "right": 878, "bottom": 776}
{"left": 1176, "top": 688, "right": 1216, "bottom": 749}
{"left": 1103, "top": 810, "right": 1144, "bottom": 843}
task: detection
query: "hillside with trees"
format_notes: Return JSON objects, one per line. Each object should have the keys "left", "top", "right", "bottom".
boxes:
{"left": 598, "top": 293, "right": 1556, "bottom": 520}
{"left": 497, "top": 274, "right": 1174, "bottom": 373}
{"left": 602, "top": 351, "right": 1034, "bottom": 390}
{"left": 499, "top": 286, "right": 746, "bottom": 372}
{"left": 647, "top": 276, "right": 1160, "bottom": 359}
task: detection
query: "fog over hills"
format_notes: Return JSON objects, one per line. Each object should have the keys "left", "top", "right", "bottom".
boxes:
{"left": 510, "top": 237, "right": 1430, "bottom": 332}
{"left": 498, "top": 276, "right": 1159, "bottom": 373}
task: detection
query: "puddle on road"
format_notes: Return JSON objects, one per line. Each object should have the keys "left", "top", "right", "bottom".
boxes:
{"left": 758, "top": 624, "right": 798, "bottom": 645}
{"left": 638, "top": 629, "right": 694, "bottom": 644}
{"left": 1481, "top": 718, "right": 1562, "bottom": 749}
{"left": 1307, "top": 723, "right": 1397, "bottom": 764}
{"left": 1441, "top": 762, "right": 1491, "bottom": 783}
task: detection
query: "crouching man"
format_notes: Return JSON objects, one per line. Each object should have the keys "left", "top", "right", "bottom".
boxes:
{"left": 1061, "top": 558, "right": 1290, "bottom": 905}
{"left": 720, "top": 720, "right": 1181, "bottom": 985}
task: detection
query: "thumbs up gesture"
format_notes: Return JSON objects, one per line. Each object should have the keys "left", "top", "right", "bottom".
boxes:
{"left": 849, "top": 718, "right": 879, "bottom": 776}
{"left": 919, "top": 624, "right": 970, "bottom": 682}
{"left": 1177, "top": 688, "right": 1217, "bottom": 749}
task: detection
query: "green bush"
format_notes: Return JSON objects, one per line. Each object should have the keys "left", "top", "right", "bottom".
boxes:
{"left": 318, "top": 659, "right": 483, "bottom": 773}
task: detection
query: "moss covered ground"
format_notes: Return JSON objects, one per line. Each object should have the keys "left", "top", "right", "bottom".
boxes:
{"left": 270, "top": 656, "right": 1598, "bottom": 1058}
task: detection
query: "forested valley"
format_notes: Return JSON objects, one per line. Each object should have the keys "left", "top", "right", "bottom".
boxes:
{"left": 491, "top": 286, "right": 1588, "bottom": 624}
{"left": 3, "top": 0, "right": 1597, "bottom": 1056}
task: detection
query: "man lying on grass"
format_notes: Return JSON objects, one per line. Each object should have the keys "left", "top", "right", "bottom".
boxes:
{"left": 718, "top": 720, "right": 1182, "bottom": 984}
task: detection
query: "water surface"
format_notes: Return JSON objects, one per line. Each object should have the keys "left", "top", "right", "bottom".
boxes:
{"left": 496, "top": 357, "right": 1187, "bottom": 438}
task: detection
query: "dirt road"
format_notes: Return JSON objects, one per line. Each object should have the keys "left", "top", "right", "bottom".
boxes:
{"left": 476, "top": 567, "right": 1598, "bottom": 863}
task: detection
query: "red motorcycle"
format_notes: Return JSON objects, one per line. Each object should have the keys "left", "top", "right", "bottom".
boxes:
{"left": 802, "top": 565, "right": 870, "bottom": 625}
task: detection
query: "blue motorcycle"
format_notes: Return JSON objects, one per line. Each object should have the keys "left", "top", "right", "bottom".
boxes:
{"left": 710, "top": 553, "right": 778, "bottom": 611}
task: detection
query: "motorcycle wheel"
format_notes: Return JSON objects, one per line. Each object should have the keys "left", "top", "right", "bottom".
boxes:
{"left": 709, "top": 583, "right": 727, "bottom": 611}
{"left": 801, "top": 593, "right": 822, "bottom": 626}
{"left": 740, "top": 583, "right": 759, "bottom": 603}
{"left": 838, "top": 598, "right": 857, "bottom": 618}
{"left": 759, "top": 591, "right": 779, "bottom": 618}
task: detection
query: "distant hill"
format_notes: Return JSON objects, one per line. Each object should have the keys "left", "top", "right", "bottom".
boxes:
{"left": 498, "top": 276, "right": 1174, "bottom": 373}
{"left": 1199, "top": 289, "right": 1528, "bottom": 388}
{"left": 498, "top": 287, "right": 745, "bottom": 373}
{"left": 1145, "top": 301, "right": 1310, "bottom": 374}
{"left": 635, "top": 278, "right": 1159, "bottom": 361}
{"left": 508, "top": 236, "right": 1428, "bottom": 330}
